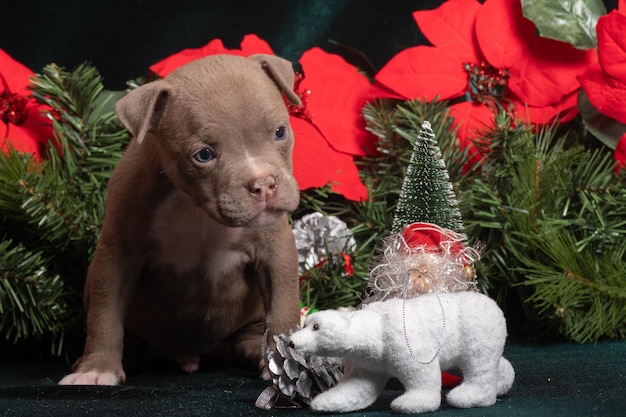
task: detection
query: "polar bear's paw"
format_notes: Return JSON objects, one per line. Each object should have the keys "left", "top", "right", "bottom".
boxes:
{"left": 446, "top": 383, "right": 497, "bottom": 409}
{"left": 311, "top": 388, "right": 377, "bottom": 413}
{"left": 390, "top": 390, "right": 441, "bottom": 414}
{"left": 497, "top": 357, "right": 515, "bottom": 396}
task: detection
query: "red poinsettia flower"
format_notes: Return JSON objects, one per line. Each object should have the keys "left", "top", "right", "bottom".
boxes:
{"left": 149, "top": 34, "right": 274, "bottom": 77}
{"left": 370, "top": 0, "right": 596, "bottom": 161}
{"left": 1, "top": 49, "right": 53, "bottom": 159}
{"left": 292, "top": 47, "right": 372, "bottom": 201}
{"left": 578, "top": 2, "right": 626, "bottom": 169}
{"left": 149, "top": 35, "right": 371, "bottom": 201}
{"left": 616, "top": 133, "right": 626, "bottom": 171}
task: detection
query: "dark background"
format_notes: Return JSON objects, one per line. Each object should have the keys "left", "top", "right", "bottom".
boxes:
{"left": 1, "top": 0, "right": 617, "bottom": 90}
{"left": 0, "top": 0, "right": 442, "bottom": 89}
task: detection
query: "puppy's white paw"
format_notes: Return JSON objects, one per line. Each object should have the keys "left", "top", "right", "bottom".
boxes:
{"left": 58, "top": 371, "right": 120, "bottom": 386}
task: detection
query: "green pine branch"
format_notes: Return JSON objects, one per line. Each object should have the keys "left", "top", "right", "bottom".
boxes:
{"left": 0, "top": 238, "right": 65, "bottom": 343}
{"left": 459, "top": 111, "right": 626, "bottom": 341}
{"left": 523, "top": 228, "right": 626, "bottom": 342}
{"left": 0, "top": 63, "right": 129, "bottom": 350}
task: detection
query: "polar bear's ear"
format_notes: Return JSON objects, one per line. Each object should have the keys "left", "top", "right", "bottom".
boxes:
{"left": 303, "top": 319, "right": 320, "bottom": 331}
{"left": 303, "top": 314, "right": 320, "bottom": 330}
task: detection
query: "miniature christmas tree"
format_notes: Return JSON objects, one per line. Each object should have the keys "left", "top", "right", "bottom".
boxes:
{"left": 391, "top": 119, "right": 464, "bottom": 234}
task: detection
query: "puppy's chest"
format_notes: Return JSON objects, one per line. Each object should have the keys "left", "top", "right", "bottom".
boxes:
{"left": 148, "top": 191, "right": 251, "bottom": 278}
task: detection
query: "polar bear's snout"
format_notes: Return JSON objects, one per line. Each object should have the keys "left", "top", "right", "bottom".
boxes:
{"left": 289, "top": 327, "right": 316, "bottom": 354}
{"left": 290, "top": 313, "right": 329, "bottom": 355}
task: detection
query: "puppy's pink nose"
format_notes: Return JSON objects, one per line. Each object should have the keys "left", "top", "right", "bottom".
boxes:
{"left": 247, "top": 175, "right": 277, "bottom": 201}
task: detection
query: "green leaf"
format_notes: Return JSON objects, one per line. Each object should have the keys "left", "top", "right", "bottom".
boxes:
{"left": 578, "top": 89, "right": 626, "bottom": 150}
{"left": 521, "top": 0, "right": 607, "bottom": 49}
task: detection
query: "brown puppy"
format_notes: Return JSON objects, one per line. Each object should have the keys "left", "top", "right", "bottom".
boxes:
{"left": 59, "top": 54, "right": 302, "bottom": 385}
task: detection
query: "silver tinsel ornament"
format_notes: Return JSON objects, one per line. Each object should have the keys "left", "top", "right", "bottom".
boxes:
{"left": 292, "top": 212, "right": 356, "bottom": 275}
{"left": 368, "top": 223, "right": 480, "bottom": 301}
{"left": 255, "top": 332, "right": 344, "bottom": 409}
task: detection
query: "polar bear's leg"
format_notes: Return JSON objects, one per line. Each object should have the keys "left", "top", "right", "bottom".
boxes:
{"left": 391, "top": 388, "right": 441, "bottom": 414}
{"left": 310, "top": 367, "right": 388, "bottom": 413}
{"left": 391, "top": 365, "right": 442, "bottom": 414}
{"left": 446, "top": 358, "right": 500, "bottom": 408}
{"left": 496, "top": 357, "right": 515, "bottom": 396}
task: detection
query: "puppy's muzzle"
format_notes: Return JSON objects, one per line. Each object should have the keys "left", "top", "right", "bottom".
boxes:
{"left": 247, "top": 175, "right": 277, "bottom": 202}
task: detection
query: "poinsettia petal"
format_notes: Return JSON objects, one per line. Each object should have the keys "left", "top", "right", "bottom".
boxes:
{"left": 299, "top": 48, "right": 376, "bottom": 156}
{"left": 22, "top": 103, "right": 54, "bottom": 144}
{"left": 413, "top": 0, "right": 481, "bottom": 62}
{"left": 511, "top": 91, "right": 579, "bottom": 126}
{"left": 0, "top": 50, "right": 54, "bottom": 159}
{"left": 149, "top": 40, "right": 226, "bottom": 77}
{"left": 596, "top": 10, "right": 626, "bottom": 82}
{"left": 366, "top": 82, "right": 408, "bottom": 101}
{"left": 239, "top": 34, "right": 275, "bottom": 55}
{"left": 198, "top": 38, "right": 238, "bottom": 56}
{"left": 0, "top": 49, "right": 35, "bottom": 95}
{"left": 291, "top": 116, "right": 367, "bottom": 201}
{"left": 1, "top": 123, "right": 42, "bottom": 159}
{"left": 290, "top": 116, "right": 336, "bottom": 190}
{"left": 547, "top": 90, "right": 580, "bottom": 124}
{"left": 328, "top": 154, "right": 368, "bottom": 202}
{"left": 448, "top": 101, "right": 493, "bottom": 163}
{"left": 476, "top": 0, "right": 535, "bottom": 69}
{"left": 615, "top": 132, "right": 626, "bottom": 171}
{"left": 508, "top": 37, "right": 596, "bottom": 107}
{"left": 374, "top": 46, "right": 468, "bottom": 101}
{"left": 150, "top": 35, "right": 274, "bottom": 77}
{"left": 579, "top": 64, "right": 626, "bottom": 124}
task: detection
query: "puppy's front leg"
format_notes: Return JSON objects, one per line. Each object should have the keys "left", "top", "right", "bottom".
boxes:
{"left": 59, "top": 245, "right": 130, "bottom": 385}
{"left": 251, "top": 221, "right": 300, "bottom": 376}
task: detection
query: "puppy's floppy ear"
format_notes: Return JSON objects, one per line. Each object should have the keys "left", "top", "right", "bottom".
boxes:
{"left": 115, "top": 80, "right": 170, "bottom": 144}
{"left": 248, "top": 54, "right": 302, "bottom": 106}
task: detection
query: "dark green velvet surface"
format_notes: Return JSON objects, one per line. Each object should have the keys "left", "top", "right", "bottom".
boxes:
{"left": 1, "top": 341, "right": 625, "bottom": 417}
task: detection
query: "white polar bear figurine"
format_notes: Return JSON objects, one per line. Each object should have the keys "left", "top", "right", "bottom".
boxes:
{"left": 289, "top": 291, "right": 514, "bottom": 414}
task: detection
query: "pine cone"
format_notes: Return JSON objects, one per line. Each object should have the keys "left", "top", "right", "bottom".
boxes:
{"left": 255, "top": 332, "right": 344, "bottom": 409}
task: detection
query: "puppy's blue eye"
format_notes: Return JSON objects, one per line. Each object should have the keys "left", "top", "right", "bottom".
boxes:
{"left": 275, "top": 126, "right": 287, "bottom": 141}
{"left": 193, "top": 148, "right": 214, "bottom": 163}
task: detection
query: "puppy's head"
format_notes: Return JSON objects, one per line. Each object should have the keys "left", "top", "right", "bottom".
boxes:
{"left": 115, "top": 54, "right": 302, "bottom": 228}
